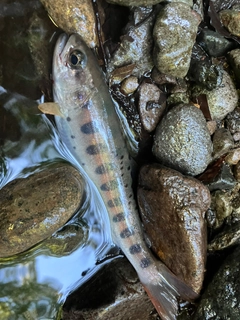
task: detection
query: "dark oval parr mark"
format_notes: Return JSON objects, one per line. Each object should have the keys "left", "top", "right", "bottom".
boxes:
{"left": 81, "top": 121, "right": 97, "bottom": 134}
{"left": 120, "top": 227, "right": 135, "bottom": 238}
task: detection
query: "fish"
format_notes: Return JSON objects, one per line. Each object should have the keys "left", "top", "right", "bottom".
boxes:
{"left": 39, "top": 33, "right": 198, "bottom": 320}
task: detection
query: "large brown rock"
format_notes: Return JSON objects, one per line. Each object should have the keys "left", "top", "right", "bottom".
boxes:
{"left": 137, "top": 164, "right": 210, "bottom": 293}
{"left": 0, "top": 164, "right": 84, "bottom": 257}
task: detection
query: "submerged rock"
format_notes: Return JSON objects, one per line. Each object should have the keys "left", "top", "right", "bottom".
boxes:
{"left": 137, "top": 164, "right": 210, "bottom": 293}
{"left": 152, "top": 103, "right": 213, "bottom": 176}
{"left": 0, "top": 163, "right": 84, "bottom": 258}
{"left": 153, "top": 2, "right": 200, "bottom": 78}
{"left": 193, "top": 245, "right": 240, "bottom": 319}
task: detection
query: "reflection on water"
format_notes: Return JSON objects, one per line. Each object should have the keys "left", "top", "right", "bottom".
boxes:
{"left": 0, "top": 87, "right": 117, "bottom": 319}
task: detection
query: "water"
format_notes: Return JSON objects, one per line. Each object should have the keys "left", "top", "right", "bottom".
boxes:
{"left": 0, "top": 87, "right": 118, "bottom": 319}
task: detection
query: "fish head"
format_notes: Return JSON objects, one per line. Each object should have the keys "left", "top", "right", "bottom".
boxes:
{"left": 52, "top": 33, "right": 97, "bottom": 118}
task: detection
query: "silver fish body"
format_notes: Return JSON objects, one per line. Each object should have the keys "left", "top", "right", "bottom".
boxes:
{"left": 51, "top": 33, "right": 197, "bottom": 320}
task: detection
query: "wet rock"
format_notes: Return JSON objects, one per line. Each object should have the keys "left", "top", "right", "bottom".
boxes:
{"left": 198, "top": 29, "right": 234, "bottom": 57}
{"left": 226, "top": 107, "right": 240, "bottom": 135}
{"left": 226, "top": 148, "right": 240, "bottom": 165}
{"left": 234, "top": 161, "right": 240, "bottom": 181}
{"left": 212, "top": 128, "right": 234, "bottom": 160}
{"left": 219, "top": 9, "right": 240, "bottom": 37}
{"left": 206, "top": 164, "right": 236, "bottom": 192}
{"left": 0, "top": 163, "right": 84, "bottom": 258}
{"left": 152, "top": 103, "right": 213, "bottom": 176}
{"left": 206, "top": 120, "right": 217, "bottom": 135}
{"left": 228, "top": 49, "right": 240, "bottom": 83}
{"left": 137, "top": 164, "right": 210, "bottom": 293}
{"left": 210, "top": 189, "right": 233, "bottom": 229}
{"left": 62, "top": 258, "right": 156, "bottom": 320}
{"left": 107, "top": 6, "right": 154, "bottom": 79}
{"left": 138, "top": 82, "right": 166, "bottom": 132}
{"left": 208, "top": 222, "right": 240, "bottom": 252}
{"left": 193, "top": 245, "right": 240, "bottom": 319}
{"left": 40, "top": 0, "right": 97, "bottom": 48}
{"left": 106, "top": 0, "right": 162, "bottom": 5}
{"left": 153, "top": 3, "right": 200, "bottom": 78}
{"left": 192, "top": 69, "right": 239, "bottom": 121}
{"left": 120, "top": 76, "right": 138, "bottom": 95}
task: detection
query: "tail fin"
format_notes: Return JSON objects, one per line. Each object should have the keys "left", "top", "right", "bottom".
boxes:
{"left": 140, "top": 263, "right": 198, "bottom": 320}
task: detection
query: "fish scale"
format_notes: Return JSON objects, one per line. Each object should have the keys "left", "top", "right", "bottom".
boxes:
{"left": 43, "top": 33, "right": 198, "bottom": 320}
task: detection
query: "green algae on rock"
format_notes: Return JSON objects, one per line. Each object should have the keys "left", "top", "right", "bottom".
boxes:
{"left": 0, "top": 164, "right": 84, "bottom": 258}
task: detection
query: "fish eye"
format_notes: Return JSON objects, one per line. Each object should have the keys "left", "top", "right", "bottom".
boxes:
{"left": 69, "top": 50, "right": 85, "bottom": 68}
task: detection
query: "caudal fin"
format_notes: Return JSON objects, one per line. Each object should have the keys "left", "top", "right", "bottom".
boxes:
{"left": 140, "top": 263, "right": 198, "bottom": 320}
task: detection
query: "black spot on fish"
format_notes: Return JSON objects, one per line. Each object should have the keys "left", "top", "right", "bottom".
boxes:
{"left": 95, "top": 165, "right": 106, "bottom": 174}
{"left": 120, "top": 227, "right": 135, "bottom": 238}
{"left": 112, "top": 212, "right": 125, "bottom": 222}
{"left": 129, "top": 244, "right": 142, "bottom": 254}
{"left": 124, "top": 184, "right": 128, "bottom": 188}
{"left": 129, "top": 194, "right": 132, "bottom": 198}
{"left": 120, "top": 155, "right": 124, "bottom": 160}
{"left": 81, "top": 121, "right": 97, "bottom": 134}
{"left": 108, "top": 198, "right": 122, "bottom": 208}
{"left": 127, "top": 166, "right": 131, "bottom": 171}
{"left": 140, "top": 258, "right": 151, "bottom": 268}
{"left": 71, "top": 135, "right": 75, "bottom": 139}
{"left": 67, "top": 117, "right": 71, "bottom": 121}
{"left": 73, "top": 146, "right": 76, "bottom": 149}
{"left": 100, "top": 181, "right": 118, "bottom": 191}
{"left": 86, "top": 145, "right": 99, "bottom": 155}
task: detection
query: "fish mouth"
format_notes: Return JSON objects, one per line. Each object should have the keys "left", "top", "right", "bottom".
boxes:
{"left": 53, "top": 33, "right": 69, "bottom": 73}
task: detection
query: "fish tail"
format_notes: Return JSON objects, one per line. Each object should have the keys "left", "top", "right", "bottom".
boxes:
{"left": 139, "top": 262, "right": 198, "bottom": 320}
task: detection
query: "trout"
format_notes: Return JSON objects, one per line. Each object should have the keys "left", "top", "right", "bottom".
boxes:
{"left": 40, "top": 33, "right": 197, "bottom": 320}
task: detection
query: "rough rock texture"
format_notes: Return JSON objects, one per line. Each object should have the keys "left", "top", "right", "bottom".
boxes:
{"left": 193, "top": 245, "right": 240, "bottom": 319}
{"left": 0, "top": 164, "right": 84, "bottom": 257}
{"left": 106, "top": 0, "right": 163, "bottom": 6}
{"left": 153, "top": 2, "right": 200, "bottom": 78}
{"left": 192, "top": 69, "right": 239, "bottom": 121}
{"left": 40, "top": 0, "right": 97, "bottom": 48}
{"left": 137, "top": 164, "right": 210, "bottom": 293}
{"left": 138, "top": 82, "right": 166, "bottom": 132}
{"left": 152, "top": 103, "right": 213, "bottom": 176}
{"left": 62, "top": 258, "right": 157, "bottom": 320}
{"left": 220, "top": 9, "right": 240, "bottom": 37}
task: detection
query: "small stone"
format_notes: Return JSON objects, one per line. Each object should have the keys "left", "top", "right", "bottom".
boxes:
{"left": 206, "top": 120, "right": 217, "bottom": 135}
{"left": 208, "top": 222, "right": 240, "bottom": 252}
{"left": 0, "top": 164, "right": 84, "bottom": 257}
{"left": 212, "top": 128, "right": 234, "bottom": 160}
{"left": 226, "top": 107, "right": 240, "bottom": 135}
{"left": 206, "top": 164, "right": 236, "bottom": 192}
{"left": 226, "top": 148, "right": 240, "bottom": 165}
{"left": 120, "top": 76, "right": 138, "bottom": 95}
{"left": 153, "top": 3, "right": 200, "bottom": 78}
{"left": 137, "top": 164, "right": 210, "bottom": 293}
{"left": 193, "top": 245, "right": 240, "bottom": 319}
{"left": 228, "top": 49, "right": 240, "bottom": 83}
{"left": 138, "top": 83, "right": 166, "bottom": 132}
{"left": 211, "top": 190, "right": 233, "bottom": 229}
{"left": 192, "top": 70, "right": 239, "bottom": 121}
{"left": 198, "top": 29, "right": 234, "bottom": 57}
{"left": 152, "top": 103, "right": 213, "bottom": 176}
{"left": 234, "top": 162, "right": 240, "bottom": 181}
{"left": 105, "top": 0, "right": 163, "bottom": 5}
{"left": 219, "top": 9, "right": 240, "bottom": 37}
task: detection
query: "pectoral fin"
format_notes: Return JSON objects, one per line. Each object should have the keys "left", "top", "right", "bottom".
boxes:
{"left": 38, "top": 102, "right": 64, "bottom": 117}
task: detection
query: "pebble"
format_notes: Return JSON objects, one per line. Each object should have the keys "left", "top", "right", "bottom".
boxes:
{"left": 212, "top": 128, "right": 234, "bottom": 160}
{"left": 228, "top": 49, "right": 240, "bottom": 83}
{"left": 210, "top": 189, "right": 233, "bottom": 229}
{"left": 152, "top": 103, "right": 213, "bottom": 176}
{"left": 120, "top": 76, "right": 138, "bottom": 95}
{"left": 0, "top": 164, "right": 84, "bottom": 258}
{"left": 226, "top": 148, "right": 240, "bottom": 165}
{"left": 137, "top": 164, "right": 210, "bottom": 293}
{"left": 107, "top": 6, "right": 154, "bottom": 79}
{"left": 153, "top": 3, "right": 200, "bottom": 78}
{"left": 219, "top": 9, "right": 240, "bottom": 37}
{"left": 192, "top": 69, "right": 239, "bottom": 121}
{"left": 198, "top": 29, "right": 234, "bottom": 57}
{"left": 206, "top": 164, "right": 236, "bottom": 192}
{"left": 138, "top": 82, "right": 166, "bottom": 132}
{"left": 193, "top": 245, "right": 240, "bottom": 319}
{"left": 226, "top": 107, "right": 240, "bottom": 135}
{"left": 40, "top": 0, "right": 97, "bottom": 48}
{"left": 106, "top": 0, "right": 162, "bottom": 5}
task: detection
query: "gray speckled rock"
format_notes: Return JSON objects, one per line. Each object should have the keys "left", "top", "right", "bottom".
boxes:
{"left": 193, "top": 245, "right": 240, "bottom": 319}
{"left": 152, "top": 104, "right": 213, "bottom": 176}
{"left": 153, "top": 2, "right": 200, "bottom": 78}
